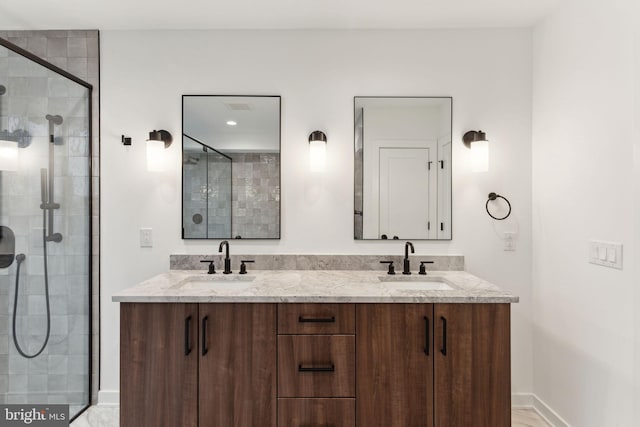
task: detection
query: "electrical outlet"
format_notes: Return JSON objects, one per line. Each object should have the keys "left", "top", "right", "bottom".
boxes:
{"left": 504, "top": 232, "right": 516, "bottom": 251}
{"left": 140, "top": 228, "right": 153, "bottom": 248}
{"left": 589, "top": 240, "right": 622, "bottom": 269}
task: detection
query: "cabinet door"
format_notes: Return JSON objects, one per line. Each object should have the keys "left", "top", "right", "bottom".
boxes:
{"left": 356, "top": 304, "right": 434, "bottom": 427}
{"left": 120, "top": 303, "right": 198, "bottom": 427}
{"left": 434, "top": 304, "right": 511, "bottom": 427}
{"left": 199, "top": 303, "right": 276, "bottom": 427}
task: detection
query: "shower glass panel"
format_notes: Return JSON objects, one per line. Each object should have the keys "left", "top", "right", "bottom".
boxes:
{"left": 183, "top": 134, "right": 232, "bottom": 238}
{"left": 0, "top": 40, "right": 92, "bottom": 419}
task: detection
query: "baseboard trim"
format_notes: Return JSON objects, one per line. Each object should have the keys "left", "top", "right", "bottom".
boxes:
{"left": 532, "top": 394, "right": 570, "bottom": 427}
{"left": 512, "top": 392, "right": 534, "bottom": 408}
{"left": 512, "top": 393, "right": 570, "bottom": 427}
{"left": 97, "top": 390, "right": 119, "bottom": 406}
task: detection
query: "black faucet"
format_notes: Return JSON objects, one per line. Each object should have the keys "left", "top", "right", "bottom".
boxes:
{"left": 403, "top": 241, "right": 414, "bottom": 275}
{"left": 219, "top": 240, "right": 232, "bottom": 274}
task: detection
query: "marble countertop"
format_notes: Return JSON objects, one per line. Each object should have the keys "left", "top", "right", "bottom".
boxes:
{"left": 112, "top": 270, "right": 518, "bottom": 303}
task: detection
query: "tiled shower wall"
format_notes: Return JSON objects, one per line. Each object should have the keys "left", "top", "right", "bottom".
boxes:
{"left": 183, "top": 152, "right": 279, "bottom": 239}
{"left": 230, "top": 153, "right": 279, "bottom": 238}
{"left": 0, "top": 30, "right": 100, "bottom": 406}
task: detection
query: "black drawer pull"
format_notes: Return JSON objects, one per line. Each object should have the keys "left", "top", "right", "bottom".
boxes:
{"left": 184, "top": 316, "right": 192, "bottom": 356}
{"left": 298, "top": 364, "right": 335, "bottom": 373}
{"left": 201, "top": 316, "right": 209, "bottom": 356}
{"left": 298, "top": 316, "right": 336, "bottom": 323}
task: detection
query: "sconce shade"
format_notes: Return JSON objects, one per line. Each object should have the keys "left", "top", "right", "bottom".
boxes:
{"left": 146, "top": 139, "right": 166, "bottom": 172}
{"left": 463, "top": 130, "right": 489, "bottom": 173}
{"left": 308, "top": 130, "right": 327, "bottom": 172}
{"left": 0, "top": 139, "right": 18, "bottom": 171}
{"left": 146, "top": 129, "right": 173, "bottom": 171}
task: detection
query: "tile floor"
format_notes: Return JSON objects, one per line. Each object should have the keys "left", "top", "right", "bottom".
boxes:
{"left": 71, "top": 406, "right": 551, "bottom": 426}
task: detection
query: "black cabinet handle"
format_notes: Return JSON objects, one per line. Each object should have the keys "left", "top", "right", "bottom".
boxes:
{"left": 201, "top": 316, "right": 208, "bottom": 356}
{"left": 298, "top": 316, "right": 336, "bottom": 323}
{"left": 184, "top": 316, "right": 192, "bottom": 356}
{"left": 424, "top": 316, "right": 430, "bottom": 356}
{"left": 298, "top": 364, "right": 335, "bottom": 372}
{"left": 440, "top": 316, "right": 447, "bottom": 356}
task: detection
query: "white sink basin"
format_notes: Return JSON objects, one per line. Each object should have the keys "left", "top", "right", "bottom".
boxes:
{"left": 178, "top": 275, "right": 256, "bottom": 291}
{"left": 378, "top": 276, "right": 454, "bottom": 291}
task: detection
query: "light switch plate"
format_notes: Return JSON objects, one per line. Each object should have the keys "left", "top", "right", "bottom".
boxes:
{"left": 140, "top": 228, "right": 153, "bottom": 248}
{"left": 504, "top": 232, "right": 516, "bottom": 251}
{"left": 589, "top": 240, "right": 622, "bottom": 269}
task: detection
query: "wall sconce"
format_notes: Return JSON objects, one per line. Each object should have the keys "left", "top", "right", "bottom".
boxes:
{"left": 308, "top": 130, "right": 327, "bottom": 172}
{"left": 0, "top": 139, "right": 18, "bottom": 172}
{"left": 146, "top": 129, "right": 173, "bottom": 172}
{"left": 0, "top": 85, "right": 18, "bottom": 172}
{"left": 0, "top": 129, "right": 31, "bottom": 172}
{"left": 463, "top": 130, "right": 489, "bottom": 173}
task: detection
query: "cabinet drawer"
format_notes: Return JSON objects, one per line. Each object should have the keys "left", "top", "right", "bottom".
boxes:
{"left": 278, "top": 304, "right": 355, "bottom": 334}
{"left": 278, "top": 398, "right": 355, "bottom": 427}
{"left": 278, "top": 335, "right": 355, "bottom": 397}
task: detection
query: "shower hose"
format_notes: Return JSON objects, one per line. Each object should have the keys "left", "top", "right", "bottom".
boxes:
{"left": 12, "top": 209, "right": 52, "bottom": 359}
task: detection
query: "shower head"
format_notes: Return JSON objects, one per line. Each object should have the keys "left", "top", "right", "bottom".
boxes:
{"left": 0, "top": 85, "right": 6, "bottom": 96}
{"left": 45, "top": 114, "right": 63, "bottom": 125}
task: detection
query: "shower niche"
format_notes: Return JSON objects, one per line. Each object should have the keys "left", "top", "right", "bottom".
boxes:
{"left": 0, "top": 37, "right": 92, "bottom": 418}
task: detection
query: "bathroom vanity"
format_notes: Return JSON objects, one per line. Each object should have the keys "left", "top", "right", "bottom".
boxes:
{"left": 114, "top": 269, "right": 517, "bottom": 427}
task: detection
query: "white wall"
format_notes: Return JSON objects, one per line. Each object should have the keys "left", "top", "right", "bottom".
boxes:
{"left": 532, "top": 0, "right": 636, "bottom": 424}
{"left": 100, "top": 30, "right": 533, "bottom": 397}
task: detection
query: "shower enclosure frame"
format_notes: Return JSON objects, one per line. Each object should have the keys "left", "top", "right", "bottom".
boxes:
{"left": 0, "top": 36, "right": 94, "bottom": 422}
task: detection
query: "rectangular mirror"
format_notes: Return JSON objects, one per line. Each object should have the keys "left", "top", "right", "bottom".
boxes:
{"left": 354, "top": 97, "right": 452, "bottom": 240}
{"left": 182, "top": 95, "right": 281, "bottom": 239}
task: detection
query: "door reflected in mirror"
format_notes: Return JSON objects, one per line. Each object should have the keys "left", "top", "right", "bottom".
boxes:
{"left": 354, "top": 97, "right": 452, "bottom": 240}
{"left": 182, "top": 95, "right": 281, "bottom": 239}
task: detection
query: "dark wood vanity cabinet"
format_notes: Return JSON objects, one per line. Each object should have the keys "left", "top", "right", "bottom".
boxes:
{"left": 277, "top": 304, "right": 356, "bottom": 426}
{"left": 120, "top": 303, "right": 198, "bottom": 427}
{"left": 199, "top": 303, "right": 276, "bottom": 427}
{"left": 433, "top": 304, "right": 511, "bottom": 427}
{"left": 357, "top": 303, "right": 511, "bottom": 427}
{"left": 120, "top": 302, "right": 509, "bottom": 427}
{"left": 120, "top": 303, "right": 276, "bottom": 427}
{"left": 357, "top": 304, "right": 434, "bottom": 427}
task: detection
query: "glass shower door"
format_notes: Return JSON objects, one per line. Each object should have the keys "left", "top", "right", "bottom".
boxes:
{"left": 0, "top": 38, "right": 92, "bottom": 419}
